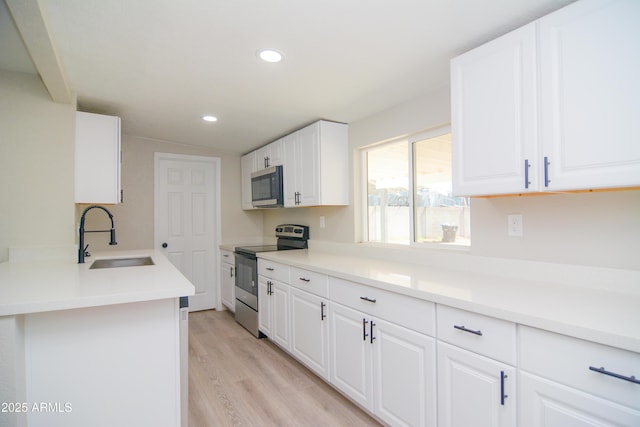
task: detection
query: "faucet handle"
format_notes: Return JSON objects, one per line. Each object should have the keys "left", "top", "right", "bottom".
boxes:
{"left": 84, "top": 244, "right": 91, "bottom": 258}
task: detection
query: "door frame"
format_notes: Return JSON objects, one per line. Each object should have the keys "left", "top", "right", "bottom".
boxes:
{"left": 154, "top": 152, "right": 222, "bottom": 310}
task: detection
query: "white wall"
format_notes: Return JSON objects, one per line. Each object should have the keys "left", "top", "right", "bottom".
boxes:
{"left": 0, "top": 69, "right": 263, "bottom": 261}
{"left": 0, "top": 71, "right": 76, "bottom": 262}
{"left": 263, "top": 85, "right": 640, "bottom": 271}
{"left": 263, "top": 87, "right": 452, "bottom": 243}
{"left": 2, "top": 69, "right": 637, "bottom": 271}
{"left": 81, "top": 134, "right": 263, "bottom": 252}
{"left": 471, "top": 191, "right": 640, "bottom": 269}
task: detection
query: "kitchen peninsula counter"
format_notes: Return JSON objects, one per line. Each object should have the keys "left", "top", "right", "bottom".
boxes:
{"left": 0, "top": 249, "right": 194, "bottom": 316}
{"left": 258, "top": 247, "right": 640, "bottom": 353}
{"left": 0, "top": 249, "right": 193, "bottom": 427}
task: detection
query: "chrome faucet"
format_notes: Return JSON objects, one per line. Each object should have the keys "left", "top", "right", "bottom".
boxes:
{"left": 78, "top": 205, "right": 117, "bottom": 263}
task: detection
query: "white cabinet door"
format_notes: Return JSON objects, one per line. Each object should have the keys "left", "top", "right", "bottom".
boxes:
{"left": 290, "top": 288, "right": 330, "bottom": 381}
{"left": 258, "top": 276, "right": 272, "bottom": 337}
{"left": 437, "top": 341, "right": 516, "bottom": 427}
{"left": 271, "top": 279, "right": 290, "bottom": 351}
{"left": 451, "top": 23, "right": 537, "bottom": 196}
{"left": 255, "top": 138, "right": 284, "bottom": 170}
{"left": 282, "top": 132, "right": 299, "bottom": 207}
{"left": 240, "top": 152, "right": 256, "bottom": 210}
{"left": 329, "top": 302, "right": 373, "bottom": 412}
{"left": 539, "top": 0, "right": 640, "bottom": 191}
{"left": 258, "top": 276, "right": 290, "bottom": 351}
{"left": 330, "top": 302, "right": 436, "bottom": 425}
{"left": 372, "top": 318, "right": 436, "bottom": 427}
{"left": 452, "top": 0, "right": 640, "bottom": 196}
{"left": 220, "top": 261, "right": 235, "bottom": 312}
{"left": 519, "top": 372, "right": 640, "bottom": 427}
{"left": 267, "top": 138, "right": 284, "bottom": 167}
{"left": 254, "top": 146, "right": 268, "bottom": 170}
{"left": 296, "top": 122, "right": 320, "bottom": 206}
{"left": 75, "top": 111, "right": 121, "bottom": 204}
{"left": 282, "top": 121, "right": 348, "bottom": 207}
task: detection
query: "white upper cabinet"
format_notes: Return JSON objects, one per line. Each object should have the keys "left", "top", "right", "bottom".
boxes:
{"left": 538, "top": 0, "right": 640, "bottom": 191}
{"left": 75, "top": 111, "right": 121, "bottom": 204}
{"left": 451, "top": 23, "right": 538, "bottom": 196}
{"left": 240, "top": 151, "right": 256, "bottom": 210}
{"left": 282, "top": 131, "right": 302, "bottom": 207}
{"left": 283, "top": 120, "right": 349, "bottom": 207}
{"left": 255, "top": 138, "right": 283, "bottom": 170}
{"left": 241, "top": 120, "right": 348, "bottom": 209}
{"left": 452, "top": 0, "right": 640, "bottom": 196}
{"left": 328, "top": 301, "right": 437, "bottom": 427}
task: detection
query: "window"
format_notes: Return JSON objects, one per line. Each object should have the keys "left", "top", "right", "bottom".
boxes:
{"left": 365, "top": 127, "right": 470, "bottom": 246}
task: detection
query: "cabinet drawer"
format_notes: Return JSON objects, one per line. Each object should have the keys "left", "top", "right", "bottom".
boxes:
{"left": 220, "top": 249, "right": 234, "bottom": 265}
{"left": 520, "top": 326, "right": 640, "bottom": 410}
{"left": 289, "top": 267, "right": 328, "bottom": 297}
{"left": 328, "top": 277, "right": 435, "bottom": 336}
{"left": 258, "top": 259, "right": 290, "bottom": 283}
{"left": 437, "top": 305, "right": 516, "bottom": 365}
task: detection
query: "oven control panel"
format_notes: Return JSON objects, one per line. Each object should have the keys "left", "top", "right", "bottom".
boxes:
{"left": 275, "top": 224, "right": 309, "bottom": 240}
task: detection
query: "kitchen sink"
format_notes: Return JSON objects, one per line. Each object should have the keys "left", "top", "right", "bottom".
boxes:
{"left": 89, "top": 256, "right": 154, "bottom": 269}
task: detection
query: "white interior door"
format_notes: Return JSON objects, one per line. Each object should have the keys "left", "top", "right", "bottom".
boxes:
{"left": 155, "top": 153, "right": 220, "bottom": 312}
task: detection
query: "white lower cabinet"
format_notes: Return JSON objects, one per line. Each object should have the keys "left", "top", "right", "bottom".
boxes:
{"left": 437, "top": 341, "right": 516, "bottom": 427}
{"left": 256, "top": 259, "right": 640, "bottom": 427}
{"left": 519, "top": 372, "right": 640, "bottom": 427}
{"left": 290, "top": 287, "right": 330, "bottom": 381}
{"left": 258, "top": 276, "right": 290, "bottom": 351}
{"left": 518, "top": 326, "right": 640, "bottom": 427}
{"left": 436, "top": 305, "right": 517, "bottom": 427}
{"left": 219, "top": 250, "right": 235, "bottom": 312}
{"left": 329, "top": 302, "right": 437, "bottom": 427}
{"left": 329, "top": 302, "right": 373, "bottom": 410}
{"left": 372, "top": 317, "right": 437, "bottom": 427}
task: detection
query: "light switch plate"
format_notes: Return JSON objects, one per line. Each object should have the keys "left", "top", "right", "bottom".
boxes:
{"left": 508, "top": 214, "right": 523, "bottom": 237}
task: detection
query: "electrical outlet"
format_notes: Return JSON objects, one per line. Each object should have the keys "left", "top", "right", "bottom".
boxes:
{"left": 507, "top": 214, "right": 523, "bottom": 237}
{"left": 319, "top": 215, "right": 326, "bottom": 229}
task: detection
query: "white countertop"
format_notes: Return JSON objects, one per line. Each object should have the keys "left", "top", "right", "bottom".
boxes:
{"left": 258, "top": 249, "right": 640, "bottom": 353}
{"left": 0, "top": 249, "right": 195, "bottom": 316}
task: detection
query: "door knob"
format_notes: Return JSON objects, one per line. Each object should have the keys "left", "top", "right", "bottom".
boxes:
{"left": 162, "top": 242, "right": 168, "bottom": 248}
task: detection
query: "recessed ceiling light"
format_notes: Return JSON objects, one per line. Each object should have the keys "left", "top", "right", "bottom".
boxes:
{"left": 202, "top": 115, "right": 218, "bottom": 122}
{"left": 257, "top": 49, "right": 284, "bottom": 63}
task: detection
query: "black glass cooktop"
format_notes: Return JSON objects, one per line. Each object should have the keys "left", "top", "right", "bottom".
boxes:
{"left": 235, "top": 245, "right": 278, "bottom": 255}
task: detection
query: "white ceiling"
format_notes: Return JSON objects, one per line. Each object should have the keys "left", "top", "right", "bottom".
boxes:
{"left": 1, "top": 0, "right": 575, "bottom": 154}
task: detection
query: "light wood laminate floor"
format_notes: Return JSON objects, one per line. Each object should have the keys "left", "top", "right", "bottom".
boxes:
{"left": 188, "top": 309, "right": 381, "bottom": 427}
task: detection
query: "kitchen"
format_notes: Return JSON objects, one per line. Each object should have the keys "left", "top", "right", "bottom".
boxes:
{"left": 1, "top": 0, "right": 640, "bottom": 426}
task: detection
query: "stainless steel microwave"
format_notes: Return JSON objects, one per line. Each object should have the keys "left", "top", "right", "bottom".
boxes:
{"left": 251, "top": 165, "right": 284, "bottom": 208}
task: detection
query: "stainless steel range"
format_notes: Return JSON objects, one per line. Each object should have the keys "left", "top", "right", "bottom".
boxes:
{"left": 234, "top": 224, "right": 309, "bottom": 337}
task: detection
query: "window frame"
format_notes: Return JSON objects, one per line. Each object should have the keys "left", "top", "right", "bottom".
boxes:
{"left": 361, "top": 124, "right": 470, "bottom": 250}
